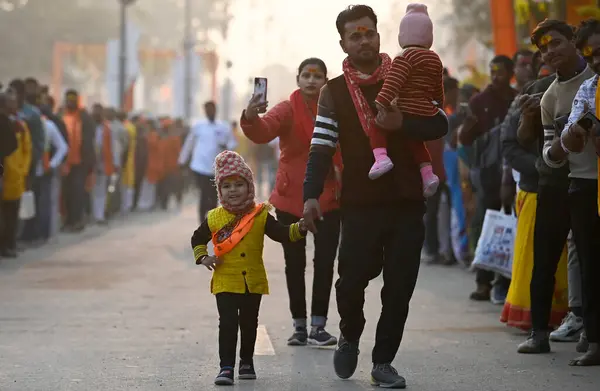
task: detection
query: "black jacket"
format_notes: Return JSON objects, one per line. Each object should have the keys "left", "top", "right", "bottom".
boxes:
{"left": 501, "top": 76, "right": 556, "bottom": 193}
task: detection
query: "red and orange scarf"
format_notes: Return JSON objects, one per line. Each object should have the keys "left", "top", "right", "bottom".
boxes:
{"left": 342, "top": 53, "right": 392, "bottom": 136}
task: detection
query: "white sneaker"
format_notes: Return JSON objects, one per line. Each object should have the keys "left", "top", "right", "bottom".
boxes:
{"left": 549, "top": 312, "right": 584, "bottom": 342}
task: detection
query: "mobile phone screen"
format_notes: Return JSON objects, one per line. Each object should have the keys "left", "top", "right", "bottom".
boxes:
{"left": 253, "top": 77, "right": 267, "bottom": 105}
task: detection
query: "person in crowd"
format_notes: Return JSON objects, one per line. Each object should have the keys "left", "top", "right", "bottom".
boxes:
{"left": 179, "top": 101, "right": 237, "bottom": 223}
{"left": 9, "top": 79, "right": 43, "bottom": 246}
{"left": 190, "top": 151, "right": 307, "bottom": 385}
{"left": 253, "top": 142, "right": 278, "bottom": 200}
{"left": 59, "top": 90, "right": 95, "bottom": 232}
{"left": 90, "top": 103, "right": 116, "bottom": 225}
{"left": 0, "top": 88, "right": 32, "bottom": 258}
{"left": 158, "top": 118, "right": 183, "bottom": 210}
{"left": 516, "top": 19, "right": 593, "bottom": 356}
{"left": 137, "top": 118, "right": 163, "bottom": 212}
{"left": 38, "top": 100, "right": 69, "bottom": 242}
{"left": 105, "top": 107, "right": 128, "bottom": 216}
{"left": 458, "top": 55, "right": 517, "bottom": 303}
{"left": 19, "top": 81, "right": 69, "bottom": 244}
{"left": 0, "top": 99, "right": 18, "bottom": 170}
{"left": 453, "top": 84, "right": 481, "bottom": 262}
{"left": 541, "top": 18, "right": 600, "bottom": 366}
{"left": 439, "top": 77, "right": 470, "bottom": 265}
{"left": 132, "top": 114, "right": 149, "bottom": 210}
{"left": 241, "top": 57, "right": 342, "bottom": 346}
{"left": 303, "top": 5, "right": 447, "bottom": 387}
{"left": 369, "top": 3, "right": 442, "bottom": 196}
{"left": 119, "top": 111, "right": 137, "bottom": 215}
{"left": 500, "top": 48, "right": 569, "bottom": 331}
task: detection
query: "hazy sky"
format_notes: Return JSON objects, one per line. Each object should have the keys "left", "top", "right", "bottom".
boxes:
{"left": 223, "top": 0, "right": 449, "bottom": 96}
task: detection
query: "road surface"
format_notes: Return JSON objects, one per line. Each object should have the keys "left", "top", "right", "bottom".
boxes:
{"left": 1, "top": 202, "right": 598, "bottom": 390}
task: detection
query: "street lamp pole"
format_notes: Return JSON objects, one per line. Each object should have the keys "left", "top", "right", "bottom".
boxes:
{"left": 183, "top": 0, "right": 193, "bottom": 123}
{"left": 118, "top": 0, "right": 135, "bottom": 110}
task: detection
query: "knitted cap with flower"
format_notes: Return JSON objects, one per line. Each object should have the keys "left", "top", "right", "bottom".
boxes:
{"left": 214, "top": 150, "right": 256, "bottom": 213}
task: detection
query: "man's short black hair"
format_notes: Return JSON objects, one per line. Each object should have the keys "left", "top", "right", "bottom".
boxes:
{"left": 9, "top": 79, "right": 25, "bottom": 95}
{"left": 491, "top": 55, "right": 515, "bottom": 73}
{"left": 443, "top": 77, "right": 459, "bottom": 92}
{"left": 204, "top": 100, "right": 216, "bottom": 108}
{"left": 65, "top": 89, "right": 78, "bottom": 97}
{"left": 513, "top": 49, "right": 533, "bottom": 63}
{"left": 336, "top": 5, "right": 377, "bottom": 38}
{"left": 575, "top": 18, "right": 600, "bottom": 51}
{"left": 531, "top": 19, "right": 575, "bottom": 47}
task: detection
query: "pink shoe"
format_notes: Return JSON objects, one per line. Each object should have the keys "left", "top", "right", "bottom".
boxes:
{"left": 369, "top": 156, "right": 394, "bottom": 180}
{"left": 423, "top": 173, "right": 439, "bottom": 197}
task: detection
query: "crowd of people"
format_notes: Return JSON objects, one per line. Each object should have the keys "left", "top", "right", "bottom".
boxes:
{"left": 0, "top": 80, "right": 189, "bottom": 259}
{"left": 3, "top": 2, "right": 600, "bottom": 389}
{"left": 180, "top": 4, "right": 600, "bottom": 388}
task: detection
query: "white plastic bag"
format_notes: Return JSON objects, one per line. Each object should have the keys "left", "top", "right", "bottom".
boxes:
{"left": 471, "top": 209, "right": 516, "bottom": 279}
{"left": 19, "top": 190, "right": 36, "bottom": 220}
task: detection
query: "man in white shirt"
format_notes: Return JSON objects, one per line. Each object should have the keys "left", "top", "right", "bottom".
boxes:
{"left": 39, "top": 116, "right": 69, "bottom": 240}
{"left": 178, "top": 101, "right": 237, "bottom": 222}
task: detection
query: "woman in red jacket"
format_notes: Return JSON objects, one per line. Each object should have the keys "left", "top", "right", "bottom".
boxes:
{"left": 241, "top": 58, "right": 342, "bottom": 347}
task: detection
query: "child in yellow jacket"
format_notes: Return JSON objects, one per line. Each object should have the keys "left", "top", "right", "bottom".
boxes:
{"left": 191, "top": 150, "right": 307, "bottom": 386}
{"left": 1, "top": 91, "right": 32, "bottom": 257}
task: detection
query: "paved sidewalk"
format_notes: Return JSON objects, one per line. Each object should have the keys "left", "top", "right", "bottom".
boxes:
{"left": 0, "top": 204, "right": 598, "bottom": 390}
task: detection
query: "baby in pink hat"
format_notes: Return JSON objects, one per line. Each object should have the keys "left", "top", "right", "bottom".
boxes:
{"left": 368, "top": 3, "right": 444, "bottom": 197}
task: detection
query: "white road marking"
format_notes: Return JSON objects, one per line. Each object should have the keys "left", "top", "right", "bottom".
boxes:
{"left": 254, "top": 325, "right": 275, "bottom": 355}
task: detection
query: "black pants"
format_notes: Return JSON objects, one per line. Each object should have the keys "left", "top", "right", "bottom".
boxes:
{"left": 195, "top": 172, "right": 217, "bottom": 223}
{"left": 530, "top": 184, "right": 571, "bottom": 331}
{"left": 423, "top": 183, "right": 449, "bottom": 256}
{"left": 276, "top": 209, "right": 340, "bottom": 321}
{"left": 569, "top": 180, "right": 600, "bottom": 343}
{"left": 216, "top": 292, "right": 262, "bottom": 368}
{"left": 0, "top": 198, "right": 20, "bottom": 251}
{"left": 63, "top": 164, "right": 86, "bottom": 227}
{"left": 336, "top": 202, "right": 425, "bottom": 364}
{"left": 158, "top": 173, "right": 184, "bottom": 210}
{"left": 402, "top": 111, "right": 448, "bottom": 141}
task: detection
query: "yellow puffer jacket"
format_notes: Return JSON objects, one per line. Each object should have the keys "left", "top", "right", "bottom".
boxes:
{"left": 207, "top": 206, "right": 270, "bottom": 295}
{"left": 2, "top": 122, "right": 32, "bottom": 201}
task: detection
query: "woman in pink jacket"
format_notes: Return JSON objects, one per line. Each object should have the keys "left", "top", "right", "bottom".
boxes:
{"left": 241, "top": 58, "right": 342, "bottom": 346}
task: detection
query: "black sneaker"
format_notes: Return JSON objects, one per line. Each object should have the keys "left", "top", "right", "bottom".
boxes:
{"left": 517, "top": 331, "right": 550, "bottom": 354}
{"left": 238, "top": 363, "right": 256, "bottom": 380}
{"left": 287, "top": 327, "right": 308, "bottom": 346}
{"left": 308, "top": 327, "right": 337, "bottom": 346}
{"left": 333, "top": 335, "right": 359, "bottom": 379}
{"left": 371, "top": 363, "right": 406, "bottom": 389}
{"left": 214, "top": 367, "right": 234, "bottom": 386}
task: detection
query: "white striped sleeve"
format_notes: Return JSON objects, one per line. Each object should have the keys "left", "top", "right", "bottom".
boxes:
{"left": 311, "top": 114, "right": 338, "bottom": 149}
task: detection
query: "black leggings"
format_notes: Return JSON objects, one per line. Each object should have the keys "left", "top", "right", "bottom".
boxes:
{"left": 216, "top": 292, "right": 262, "bottom": 368}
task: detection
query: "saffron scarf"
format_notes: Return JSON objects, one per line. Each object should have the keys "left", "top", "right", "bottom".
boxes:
{"left": 342, "top": 53, "right": 392, "bottom": 136}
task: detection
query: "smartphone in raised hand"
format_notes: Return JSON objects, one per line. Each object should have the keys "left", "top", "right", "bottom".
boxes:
{"left": 576, "top": 111, "right": 600, "bottom": 136}
{"left": 253, "top": 77, "right": 268, "bottom": 113}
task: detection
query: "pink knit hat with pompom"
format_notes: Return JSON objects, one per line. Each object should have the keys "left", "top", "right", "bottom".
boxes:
{"left": 214, "top": 150, "right": 256, "bottom": 213}
{"left": 398, "top": 3, "right": 433, "bottom": 49}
